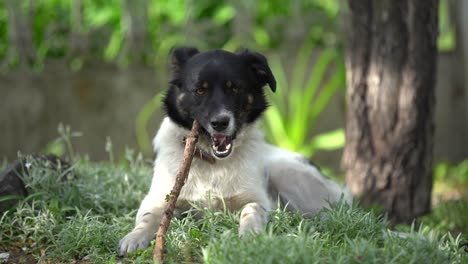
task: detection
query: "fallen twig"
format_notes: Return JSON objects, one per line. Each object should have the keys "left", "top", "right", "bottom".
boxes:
{"left": 153, "top": 120, "right": 201, "bottom": 263}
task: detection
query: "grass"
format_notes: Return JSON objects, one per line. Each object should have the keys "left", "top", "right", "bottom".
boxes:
{"left": 426, "top": 160, "right": 468, "bottom": 235}
{"left": 0, "top": 155, "right": 467, "bottom": 263}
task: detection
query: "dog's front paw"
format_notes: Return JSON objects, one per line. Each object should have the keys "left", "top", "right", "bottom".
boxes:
{"left": 118, "top": 229, "right": 154, "bottom": 255}
{"left": 238, "top": 203, "right": 267, "bottom": 236}
{"left": 238, "top": 220, "right": 263, "bottom": 236}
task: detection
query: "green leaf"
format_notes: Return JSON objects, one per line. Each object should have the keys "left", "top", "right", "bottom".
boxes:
{"left": 308, "top": 58, "right": 345, "bottom": 127}
{"left": 0, "top": 195, "right": 23, "bottom": 203}
{"left": 42, "top": 140, "right": 66, "bottom": 157}
{"left": 299, "top": 129, "right": 345, "bottom": 157}
{"left": 434, "top": 162, "right": 450, "bottom": 181}
{"left": 311, "top": 128, "right": 345, "bottom": 150}
{"left": 268, "top": 54, "right": 288, "bottom": 115}
{"left": 289, "top": 45, "right": 314, "bottom": 144}
{"left": 164, "top": 0, "right": 187, "bottom": 25}
{"left": 438, "top": 0, "right": 456, "bottom": 52}
{"left": 262, "top": 46, "right": 346, "bottom": 158}
{"left": 104, "top": 29, "right": 123, "bottom": 61}
{"left": 302, "top": 49, "right": 336, "bottom": 115}
{"left": 313, "top": 0, "right": 340, "bottom": 17}
{"left": 84, "top": 5, "right": 119, "bottom": 28}
{"left": 254, "top": 27, "right": 270, "bottom": 47}
{"left": 264, "top": 105, "right": 292, "bottom": 150}
{"left": 135, "top": 92, "right": 164, "bottom": 154}
{"left": 291, "top": 48, "right": 336, "bottom": 145}
{"left": 213, "top": 5, "right": 236, "bottom": 25}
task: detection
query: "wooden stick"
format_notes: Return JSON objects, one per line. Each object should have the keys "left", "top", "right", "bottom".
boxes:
{"left": 153, "top": 120, "right": 201, "bottom": 263}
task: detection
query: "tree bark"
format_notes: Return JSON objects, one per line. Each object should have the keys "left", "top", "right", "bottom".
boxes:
{"left": 342, "top": 0, "right": 438, "bottom": 224}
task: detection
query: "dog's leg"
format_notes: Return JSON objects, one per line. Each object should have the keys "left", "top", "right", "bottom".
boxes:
{"left": 267, "top": 154, "right": 352, "bottom": 216}
{"left": 119, "top": 196, "right": 166, "bottom": 255}
{"left": 119, "top": 158, "right": 179, "bottom": 255}
{"left": 238, "top": 202, "right": 268, "bottom": 235}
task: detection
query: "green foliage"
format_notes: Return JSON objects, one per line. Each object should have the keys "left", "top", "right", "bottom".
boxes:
{"left": 263, "top": 43, "right": 346, "bottom": 158}
{"left": 135, "top": 92, "right": 165, "bottom": 154}
{"left": 0, "top": 0, "right": 457, "bottom": 68}
{"left": 0, "top": 1, "right": 8, "bottom": 61}
{"left": 434, "top": 159, "right": 468, "bottom": 187}
{"left": 0, "top": 152, "right": 150, "bottom": 262}
{"left": 396, "top": 160, "right": 468, "bottom": 237}
{"left": 255, "top": 0, "right": 342, "bottom": 49}
{"left": 33, "top": 0, "right": 71, "bottom": 61}
{"left": 0, "top": 0, "right": 345, "bottom": 68}
{"left": 420, "top": 159, "right": 468, "bottom": 235}
{"left": 438, "top": 0, "right": 456, "bottom": 52}
{"left": 421, "top": 199, "right": 468, "bottom": 234}
{"left": 202, "top": 203, "right": 465, "bottom": 264}
{"left": 0, "top": 154, "right": 466, "bottom": 263}
{"left": 84, "top": 0, "right": 123, "bottom": 61}
{"left": 49, "top": 212, "right": 130, "bottom": 261}
{"left": 41, "top": 123, "right": 83, "bottom": 160}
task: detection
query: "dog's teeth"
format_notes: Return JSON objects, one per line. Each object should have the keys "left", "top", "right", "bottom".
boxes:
{"left": 226, "top": 144, "right": 231, "bottom": 150}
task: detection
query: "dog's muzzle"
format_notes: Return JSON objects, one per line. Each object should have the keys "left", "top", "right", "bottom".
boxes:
{"left": 207, "top": 112, "right": 235, "bottom": 159}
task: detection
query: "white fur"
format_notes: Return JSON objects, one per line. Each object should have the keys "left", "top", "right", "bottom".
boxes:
{"left": 119, "top": 117, "right": 351, "bottom": 255}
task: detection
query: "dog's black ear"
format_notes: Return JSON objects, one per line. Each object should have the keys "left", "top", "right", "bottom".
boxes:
{"left": 238, "top": 49, "right": 276, "bottom": 92}
{"left": 171, "top": 46, "right": 199, "bottom": 72}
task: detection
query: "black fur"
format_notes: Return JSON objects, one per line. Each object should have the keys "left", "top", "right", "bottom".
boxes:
{"left": 163, "top": 47, "right": 276, "bottom": 136}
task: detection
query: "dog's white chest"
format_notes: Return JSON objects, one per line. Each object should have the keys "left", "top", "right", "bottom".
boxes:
{"left": 180, "top": 156, "right": 263, "bottom": 201}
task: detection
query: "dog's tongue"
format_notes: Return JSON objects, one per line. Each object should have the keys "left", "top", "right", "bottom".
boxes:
{"left": 213, "top": 134, "right": 226, "bottom": 144}
{"left": 211, "top": 134, "right": 233, "bottom": 157}
{"left": 213, "top": 135, "right": 228, "bottom": 150}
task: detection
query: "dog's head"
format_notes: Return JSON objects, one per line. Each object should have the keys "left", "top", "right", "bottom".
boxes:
{"left": 163, "top": 47, "right": 276, "bottom": 159}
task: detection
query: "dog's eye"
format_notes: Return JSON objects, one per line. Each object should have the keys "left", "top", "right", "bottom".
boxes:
{"left": 195, "top": 82, "right": 208, "bottom": 95}
{"left": 226, "top": 81, "right": 239, "bottom": 93}
{"left": 195, "top": 88, "right": 206, "bottom": 95}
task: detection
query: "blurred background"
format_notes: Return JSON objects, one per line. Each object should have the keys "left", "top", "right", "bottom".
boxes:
{"left": 0, "top": 0, "right": 467, "bottom": 203}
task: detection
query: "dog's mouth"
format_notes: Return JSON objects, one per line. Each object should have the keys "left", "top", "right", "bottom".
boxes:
{"left": 210, "top": 134, "right": 233, "bottom": 159}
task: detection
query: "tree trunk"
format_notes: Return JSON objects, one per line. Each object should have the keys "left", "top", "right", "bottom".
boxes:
{"left": 342, "top": 0, "right": 438, "bottom": 224}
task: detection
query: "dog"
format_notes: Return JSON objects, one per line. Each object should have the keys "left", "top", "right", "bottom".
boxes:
{"left": 119, "top": 47, "right": 351, "bottom": 254}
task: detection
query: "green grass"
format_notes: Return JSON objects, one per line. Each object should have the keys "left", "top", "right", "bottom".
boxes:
{"left": 0, "top": 155, "right": 467, "bottom": 263}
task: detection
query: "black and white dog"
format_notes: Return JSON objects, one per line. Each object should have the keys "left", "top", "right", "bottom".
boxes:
{"left": 119, "top": 47, "right": 350, "bottom": 254}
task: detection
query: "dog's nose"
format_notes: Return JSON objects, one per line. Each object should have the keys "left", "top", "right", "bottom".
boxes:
{"left": 210, "top": 116, "right": 230, "bottom": 132}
